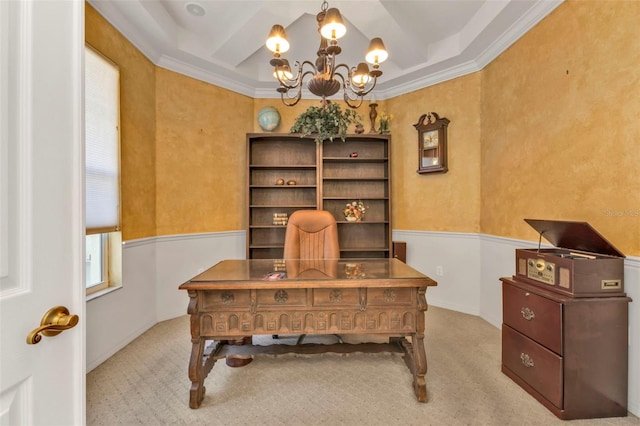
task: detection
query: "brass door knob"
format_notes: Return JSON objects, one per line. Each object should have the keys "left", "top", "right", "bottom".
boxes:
{"left": 27, "top": 306, "right": 79, "bottom": 344}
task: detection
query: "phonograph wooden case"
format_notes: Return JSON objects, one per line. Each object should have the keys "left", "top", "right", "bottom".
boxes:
{"left": 514, "top": 218, "right": 625, "bottom": 297}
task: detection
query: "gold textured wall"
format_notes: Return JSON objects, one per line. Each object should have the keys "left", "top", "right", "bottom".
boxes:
{"left": 155, "top": 69, "right": 253, "bottom": 234}
{"left": 85, "top": 4, "right": 156, "bottom": 241}
{"left": 254, "top": 85, "right": 482, "bottom": 234}
{"left": 481, "top": 0, "right": 640, "bottom": 255}
{"left": 387, "top": 74, "right": 482, "bottom": 232}
{"left": 88, "top": 0, "right": 639, "bottom": 255}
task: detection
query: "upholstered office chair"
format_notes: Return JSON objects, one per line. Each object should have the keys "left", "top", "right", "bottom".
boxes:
{"left": 283, "top": 210, "right": 339, "bottom": 260}
{"left": 280, "top": 210, "right": 341, "bottom": 344}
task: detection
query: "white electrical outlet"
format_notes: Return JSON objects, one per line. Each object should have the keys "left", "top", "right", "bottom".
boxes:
{"left": 436, "top": 266, "right": 443, "bottom": 276}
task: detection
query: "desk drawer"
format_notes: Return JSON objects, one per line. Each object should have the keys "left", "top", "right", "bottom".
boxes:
{"left": 503, "top": 283, "right": 562, "bottom": 354}
{"left": 202, "top": 290, "right": 251, "bottom": 309}
{"left": 502, "top": 325, "right": 563, "bottom": 409}
{"left": 368, "top": 288, "right": 413, "bottom": 305}
{"left": 256, "top": 288, "right": 307, "bottom": 307}
{"left": 313, "top": 288, "right": 360, "bottom": 307}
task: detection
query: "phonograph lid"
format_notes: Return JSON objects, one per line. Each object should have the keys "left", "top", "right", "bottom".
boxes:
{"left": 524, "top": 219, "right": 625, "bottom": 258}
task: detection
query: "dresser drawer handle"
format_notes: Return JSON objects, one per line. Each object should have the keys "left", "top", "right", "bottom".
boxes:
{"left": 521, "top": 307, "right": 535, "bottom": 321}
{"left": 520, "top": 353, "right": 535, "bottom": 368}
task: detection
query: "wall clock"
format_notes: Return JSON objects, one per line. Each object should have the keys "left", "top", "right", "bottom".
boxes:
{"left": 414, "top": 112, "right": 450, "bottom": 174}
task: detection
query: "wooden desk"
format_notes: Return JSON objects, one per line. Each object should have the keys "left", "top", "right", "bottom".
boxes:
{"left": 179, "top": 258, "right": 437, "bottom": 408}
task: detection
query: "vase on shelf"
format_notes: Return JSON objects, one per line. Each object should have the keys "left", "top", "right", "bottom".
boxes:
{"left": 345, "top": 216, "right": 359, "bottom": 222}
{"left": 377, "top": 112, "right": 393, "bottom": 134}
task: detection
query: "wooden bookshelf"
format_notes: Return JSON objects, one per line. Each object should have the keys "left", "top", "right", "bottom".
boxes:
{"left": 247, "top": 133, "right": 391, "bottom": 259}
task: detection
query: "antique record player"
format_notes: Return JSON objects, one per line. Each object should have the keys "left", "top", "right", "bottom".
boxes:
{"left": 514, "top": 219, "right": 625, "bottom": 297}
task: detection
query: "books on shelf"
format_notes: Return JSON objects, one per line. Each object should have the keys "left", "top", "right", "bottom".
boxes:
{"left": 273, "top": 212, "right": 288, "bottom": 226}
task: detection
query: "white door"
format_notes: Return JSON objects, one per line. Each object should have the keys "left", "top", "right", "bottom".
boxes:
{"left": 0, "top": 1, "right": 85, "bottom": 424}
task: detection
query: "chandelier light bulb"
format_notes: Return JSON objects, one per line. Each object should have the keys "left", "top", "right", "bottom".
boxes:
{"left": 352, "top": 63, "right": 371, "bottom": 87}
{"left": 320, "top": 8, "right": 346, "bottom": 40}
{"left": 365, "top": 37, "right": 388, "bottom": 65}
{"left": 266, "top": 24, "right": 290, "bottom": 55}
{"left": 273, "top": 59, "right": 293, "bottom": 80}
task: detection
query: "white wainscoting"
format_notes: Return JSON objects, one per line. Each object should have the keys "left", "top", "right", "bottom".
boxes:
{"left": 85, "top": 238, "right": 157, "bottom": 372}
{"left": 393, "top": 230, "right": 483, "bottom": 316}
{"left": 155, "top": 231, "right": 246, "bottom": 321}
{"left": 86, "top": 231, "right": 245, "bottom": 372}
{"left": 86, "top": 229, "right": 639, "bottom": 417}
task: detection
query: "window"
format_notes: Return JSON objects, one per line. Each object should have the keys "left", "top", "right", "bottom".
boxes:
{"left": 85, "top": 45, "right": 121, "bottom": 297}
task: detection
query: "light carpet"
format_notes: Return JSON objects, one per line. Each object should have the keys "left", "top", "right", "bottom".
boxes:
{"left": 87, "top": 307, "right": 639, "bottom": 425}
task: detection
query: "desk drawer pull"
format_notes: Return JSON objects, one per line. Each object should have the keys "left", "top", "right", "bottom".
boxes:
{"left": 520, "top": 352, "right": 535, "bottom": 368}
{"left": 383, "top": 288, "right": 397, "bottom": 302}
{"left": 521, "top": 307, "right": 535, "bottom": 321}
{"left": 274, "top": 289, "right": 288, "bottom": 304}
{"left": 220, "top": 291, "right": 235, "bottom": 305}
{"left": 329, "top": 289, "right": 343, "bottom": 303}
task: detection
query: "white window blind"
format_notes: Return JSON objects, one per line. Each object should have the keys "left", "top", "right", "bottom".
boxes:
{"left": 85, "top": 46, "right": 120, "bottom": 234}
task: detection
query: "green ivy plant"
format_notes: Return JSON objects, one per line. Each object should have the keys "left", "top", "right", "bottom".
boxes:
{"left": 290, "top": 102, "right": 361, "bottom": 143}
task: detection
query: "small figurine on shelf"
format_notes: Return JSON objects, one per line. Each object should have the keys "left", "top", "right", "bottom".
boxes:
{"left": 343, "top": 200, "right": 366, "bottom": 222}
{"left": 368, "top": 100, "right": 378, "bottom": 133}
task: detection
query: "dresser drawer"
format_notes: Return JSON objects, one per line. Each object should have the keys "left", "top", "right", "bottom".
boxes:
{"left": 503, "top": 282, "right": 562, "bottom": 354}
{"left": 502, "top": 325, "right": 563, "bottom": 409}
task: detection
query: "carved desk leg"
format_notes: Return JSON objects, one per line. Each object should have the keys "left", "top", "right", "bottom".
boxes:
{"left": 186, "top": 290, "right": 220, "bottom": 409}
{"left": 188, "top": 337, "right": 206, "bottom": 408}
{"left": 411, "top": 317, "right": 428, "bottom": 402}
{"left": 400, "top": 288, "right": 428, "bottom": 402}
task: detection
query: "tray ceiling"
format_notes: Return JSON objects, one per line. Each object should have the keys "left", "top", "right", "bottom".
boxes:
{"left": 88, "top": 0, "right": 562, "bottom": 100}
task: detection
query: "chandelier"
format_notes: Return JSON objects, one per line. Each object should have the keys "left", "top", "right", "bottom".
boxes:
{"left": 265, "top": 0, "right": 388, "bottom": 108}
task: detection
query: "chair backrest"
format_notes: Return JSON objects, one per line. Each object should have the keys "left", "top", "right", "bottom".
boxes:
{"left": 283, "top": 210, "right": 340, "bottom": 259}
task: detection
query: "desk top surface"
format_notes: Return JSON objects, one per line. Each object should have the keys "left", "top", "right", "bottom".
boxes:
{"left": 179, "top": 259, "right": 437, "bottom": 290}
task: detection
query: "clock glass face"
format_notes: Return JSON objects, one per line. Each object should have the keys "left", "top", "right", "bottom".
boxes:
{"left": 423, "top": 131, "right": 438, "bottom": 148}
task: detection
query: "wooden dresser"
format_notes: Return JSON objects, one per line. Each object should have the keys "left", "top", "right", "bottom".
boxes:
{"left": 501, "top": 219, "right": 631, "bottom": 420}
{"left": 501, "top": 277, "right": 630, "bottom": 419}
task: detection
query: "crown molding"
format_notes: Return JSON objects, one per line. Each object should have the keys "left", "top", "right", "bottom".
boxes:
{"left": 88, "top": 0, "right": 162, "bottom": 63}
{"left": 156, "top": 55, "right": 256, "bottom": 98}
{"left": 474, "top": 0, "right": 563, "bottom": 70}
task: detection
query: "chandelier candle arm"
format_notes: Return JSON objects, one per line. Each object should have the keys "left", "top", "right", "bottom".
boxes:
{"left": 265, "top": 0, "right": 388, "bottom": 108}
